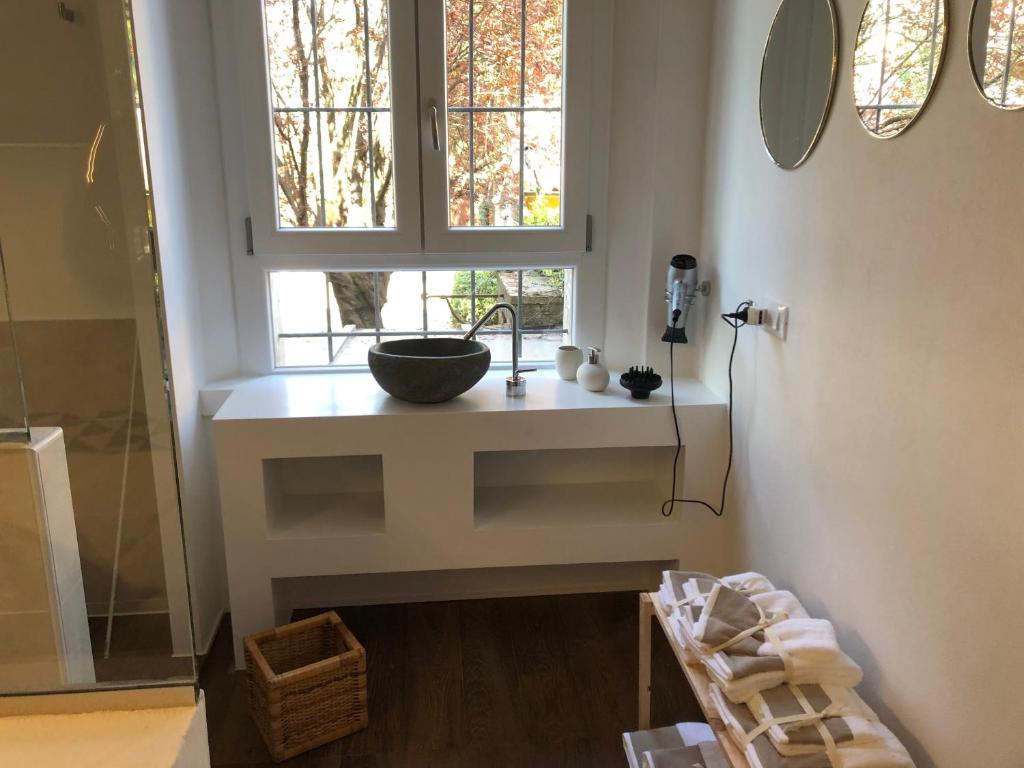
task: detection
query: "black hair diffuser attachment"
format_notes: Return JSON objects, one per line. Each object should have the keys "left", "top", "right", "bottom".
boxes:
{"left": 619, "top": 366, "right": 663, "bottom": 400}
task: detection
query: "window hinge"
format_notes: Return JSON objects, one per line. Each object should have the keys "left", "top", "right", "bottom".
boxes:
{"left": 244, "top": 216, "right": 254, "bottom": 256}
{"left": 585, "top": 214, "right": 594, "bottom": 252}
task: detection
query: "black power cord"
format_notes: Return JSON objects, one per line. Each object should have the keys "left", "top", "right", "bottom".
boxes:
{"left": 661, "top": 300, "right": 754, "bottom": 517}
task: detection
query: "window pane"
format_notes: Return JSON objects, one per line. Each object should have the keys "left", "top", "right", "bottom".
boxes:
{"left": 445, "top": 0, "right": 470, "bottom": 107}
{"left": 330, "top": 336, "right": 378, "bottom": 366}
{"left": 437, "top": 269, "right": 503, "bottom": 330}
{"left": 263, "top": 0, "right": 395, "bottom": 229}
{"left": 518, "top": 269, "right": 567, "bottom": 329}
{"left": 523, "top": 111, "right": 561, "bottom": 226}
{"left": 273, "top": 111, "right": 322, "bottom": 227}
{"left": 473, "top": 111, "right": 521, "bottom": 227}
{"left": 321, "top": 112, "right": 374, "bottom": 228}
{"left": 269, "top": 272, "right": 331, "bottom": 367}
{"left": 525, "top": 0, "right": 563, "bottom": 108}
{"left": 314, "top": 0, "right": 369, "bottom": 108}
{"left": 447, "top": 112, "right": 472, "bottom": 225}
{"left": 474, "top": 332, "right": 512, "bottom": 362}
{"left": 379, "top": 271, "right": 425, "bottom": 331}
{"left": 425, "top": 271, "right": 461, "bottom": 331}
{"left": 366, "top": 0, "right": 392, "bottom": 106}
{"left": 444, "top": 0, "right": 563, "bottom": 229}
{"left": 371, "top": 112, "right": 396, "bottom": 227}
{"left": 522, "top": 331, "right": 569, "bottom": 362}
{"left": 327, "top": 272, "right": 379, "bottom": 331}
{"left": 470, "top": 270, "right": 503, "bottom": 324}
{"left": 264, "top": 0, "right": 314, "bottom": 109}
{"left": 319, "top": 112, "right": 395, "bottom": 228}
{"left": 473, "top": 0, "right": 522, "bottom": 107}
{"left": 277, "top": 336, "right": 330, "bottom": 367}
{"left": 270, "top": 268, "right": 572, "bottom": 369}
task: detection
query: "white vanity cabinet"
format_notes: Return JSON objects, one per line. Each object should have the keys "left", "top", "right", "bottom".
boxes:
{"left": 213, "top": 370, "right": 728, "bottom": 666}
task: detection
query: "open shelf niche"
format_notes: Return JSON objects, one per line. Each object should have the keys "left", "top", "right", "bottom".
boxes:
{"left": 474, "top": 446, "right": 679, "bottom": 530}
{"left": 263, "top": 455, "right": 385, "bottom": 538}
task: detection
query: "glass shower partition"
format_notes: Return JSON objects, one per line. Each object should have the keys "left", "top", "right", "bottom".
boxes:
{"left": 0, "top": 241, "right": 29, "bottom": 443}
{"left": 0, "top": 1, "right": 195, "bottom": 696}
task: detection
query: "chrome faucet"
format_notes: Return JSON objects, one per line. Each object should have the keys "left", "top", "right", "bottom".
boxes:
{"left": 462, "top": 302, "right": 536, "bottom": 397}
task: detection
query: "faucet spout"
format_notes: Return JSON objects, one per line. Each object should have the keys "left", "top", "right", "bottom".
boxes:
{"left": 462, "top": 302, "right": 534, "bottom": 396}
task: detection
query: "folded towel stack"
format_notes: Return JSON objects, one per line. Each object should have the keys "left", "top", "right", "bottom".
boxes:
{"left": 623, "top": 722, "right": 729, "bottom": 768}
{"left": 659, "top": 572, "right": 862, "bottom": 703}
{"left": 655, "top": 571, "right": 916, "bottom": 768}
{"left": 709, "top": 684, "right": 913, "bottom": 768}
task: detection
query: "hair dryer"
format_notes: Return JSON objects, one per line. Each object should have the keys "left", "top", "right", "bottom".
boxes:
{"left": 661, "top": 254, "right": 699, "bottom": 343}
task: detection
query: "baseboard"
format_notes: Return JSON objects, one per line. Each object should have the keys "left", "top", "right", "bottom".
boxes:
{"left": 273, "top": 560, "right": 676, "bottom": 614}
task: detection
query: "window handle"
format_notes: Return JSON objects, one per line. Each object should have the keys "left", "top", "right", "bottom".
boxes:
{"left": 428, "top": 100, "right": 440, "bottom": 151}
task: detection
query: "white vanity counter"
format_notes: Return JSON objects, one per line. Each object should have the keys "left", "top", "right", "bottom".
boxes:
{"left": 212, "top": 370, "right": 729, "bottom": 665}
{"left": 213, "top": 368, "right": 722, "bottom": 420}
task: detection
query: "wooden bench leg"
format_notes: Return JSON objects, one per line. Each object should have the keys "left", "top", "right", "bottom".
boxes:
{"left": 638, "top": 593, "right": 653, "bottom": 729}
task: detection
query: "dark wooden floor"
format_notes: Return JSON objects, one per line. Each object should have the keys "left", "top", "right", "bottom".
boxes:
{"left": 87, "top": 614, "right": 194, "bottom": 684}
{"left": 201, "top": 592, "right": 703, "bottom": 767}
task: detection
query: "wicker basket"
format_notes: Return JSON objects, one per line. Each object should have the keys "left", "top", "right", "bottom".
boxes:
{"left": 244, "top": 611, "right": 368, "bottom": 762}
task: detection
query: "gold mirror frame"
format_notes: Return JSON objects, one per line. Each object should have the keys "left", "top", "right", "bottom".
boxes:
{"left": 759, "top": 0, "right": 840, "bottom": 169}
{"left": 852, "top": 0, "right": 950, "bottom": 139}
{"left": 968, "top": 0, "right": 1024, "bottom": 110}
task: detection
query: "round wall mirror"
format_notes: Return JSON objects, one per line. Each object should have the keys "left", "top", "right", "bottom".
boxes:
{"left": 760, "top": 0, "right": 839, "bottom": 169}
{"left": 969, "top": 0, "right": 1024, "bottom": 109}
{"left": 853, "top": 0, "right": 948, "bottom": 138}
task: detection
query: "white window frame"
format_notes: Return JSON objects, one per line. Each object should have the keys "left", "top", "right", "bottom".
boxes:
{"left": 213, "top": 0, "right": 608, "bottom": 375}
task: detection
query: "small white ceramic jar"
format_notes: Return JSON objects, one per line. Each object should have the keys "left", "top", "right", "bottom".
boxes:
{"left": 554, "top": 345, "right": 584, "bottom": 380}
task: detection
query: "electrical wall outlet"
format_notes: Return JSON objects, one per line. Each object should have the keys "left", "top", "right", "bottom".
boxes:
{"left": 760, "top": 298, "right": 789, "bottom": 340}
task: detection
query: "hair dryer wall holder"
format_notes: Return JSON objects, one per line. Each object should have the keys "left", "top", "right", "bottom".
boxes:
{"left": 665, "top": 281, "right": 711, "bottom": 302}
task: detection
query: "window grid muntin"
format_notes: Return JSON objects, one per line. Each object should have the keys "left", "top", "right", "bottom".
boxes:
{"left": 272, "top": 268, "right": 571, "bottom": 368}
{"left": 448, "top": 0, "right": 565, "bottom": 228}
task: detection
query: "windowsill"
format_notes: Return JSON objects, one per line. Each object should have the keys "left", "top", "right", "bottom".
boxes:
{"left": 206, "top": 369, "right": 723, "bottom": 422}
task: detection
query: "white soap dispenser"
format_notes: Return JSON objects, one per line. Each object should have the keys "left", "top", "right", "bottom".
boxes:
{"left": 577, "top": 346, "right": 610, "bottom": 392}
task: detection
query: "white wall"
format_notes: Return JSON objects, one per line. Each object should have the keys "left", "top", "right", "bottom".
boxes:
{"left": 602, "top": 0, "right": 713, "bottom": 374}
{"left": 698, "top": 1, "right": 1024, "bottom": 765}
{"left": 133, "top": 0, "right": 239, "bottom": 654}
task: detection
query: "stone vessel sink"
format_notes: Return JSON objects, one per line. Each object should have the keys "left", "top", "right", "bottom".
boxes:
{"left": 368, "top": 338, "right": 491, "bottom": 403}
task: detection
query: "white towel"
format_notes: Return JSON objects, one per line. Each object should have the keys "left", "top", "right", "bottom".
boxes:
{"left": 660, "top": 571, "right": 776, "bottom": 612}
{"left": 699, "top": 612, "right": 862, "bottom": 702}
{"left": 712, "top": 682, "right": 877, "bottom": 755}
{"left": 709, "top": 684, "right": 915, "bottom": 768}
{"left": 657, "top": 585, "right": 701, "bottom": 663}
{"left": 747, "top": 686, "right": 877, "bottom": 755}
{"left": 721, "top": 572, "right": 776, "bottom": 595}
{"left": 750, "top": 591, "right": 810, "bottom": 621}
{"left": 744, "top": 719, "right": 915, "bottom": 768}
{"left": 705, "top": 650, "right": 862, "bottom": 704}
{"left": 639, "top": 724, "right": 727, "bottom": 768}
{"left": 623, "top": 722, "right": 719, "bottom": 768}
{"left": 642, "top": 746, "right": 707, "bottom": 767}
